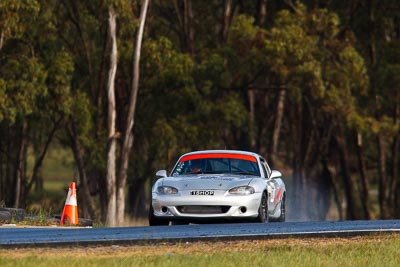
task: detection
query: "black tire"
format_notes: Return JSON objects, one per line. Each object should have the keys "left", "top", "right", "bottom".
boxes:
{"left": 148, "top": 203, "right": 169, "bottom": 226}
{"left": 255, "top": 192, "right": 269, "bottom": 223}
{"left": 269, "top": 194, "right": 286, "bottom": 222}
{"left": 278, "top": 194, "right": 286, "bottom": 222}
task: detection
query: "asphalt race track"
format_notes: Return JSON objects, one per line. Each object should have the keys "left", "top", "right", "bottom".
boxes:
{"left": 1, "top": 220, "right": 400, "bottom": 248}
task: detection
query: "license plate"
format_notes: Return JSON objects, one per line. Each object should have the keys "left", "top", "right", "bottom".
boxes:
{"left": 190, "top": 190, "right": 214, "bottom": 196}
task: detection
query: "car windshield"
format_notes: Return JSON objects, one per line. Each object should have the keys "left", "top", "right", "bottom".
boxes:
{"left": 171, "top": 153, "right": 260, "bottom": 177}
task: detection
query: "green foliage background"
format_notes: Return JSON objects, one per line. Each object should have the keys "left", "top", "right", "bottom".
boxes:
{"left": 0, "top": 0, "right": 399, "bottom": 222}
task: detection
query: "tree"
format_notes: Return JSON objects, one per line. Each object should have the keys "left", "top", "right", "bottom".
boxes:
{"left": 115, "top": 0, "right": 150, "bottom": 225}
{"left": 0, "top": 1, "right": 45, "bottom": 207}
{"left": 334, "top": 0, "right": 400, "bottom": 219}
{"left": 174, "top": 0, "right": 194, "bottom": 54}
{"left": 105, "top": 4, "right": 118, "bottom": 226}
{"left": 262, "top": 4, "right": 369, "bottom": 220}
{"left": 3, "top": 0, "right": 400, "bottom": 224}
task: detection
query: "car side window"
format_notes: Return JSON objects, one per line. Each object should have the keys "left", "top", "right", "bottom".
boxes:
{"left": 260, "top": 158, "right": 271, "bottom": 179}
{"left": 265, "top": 162, "right": 272, "bottom": 176}
{"left": 262, "top": 165, "right": 268, "bottom": 178}
{"left": 259, "top": 158, "right": 268, "bottom": 178}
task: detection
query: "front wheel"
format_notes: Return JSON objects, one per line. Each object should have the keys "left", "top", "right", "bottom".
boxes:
{"left": 278, "top": 194, "right": 286, "bottom": 222}
{"left": 255, "top": 192, "right": 269, "bottom": 223}
{"left": 148, "top": 203, "right": 169, "bottom": 226}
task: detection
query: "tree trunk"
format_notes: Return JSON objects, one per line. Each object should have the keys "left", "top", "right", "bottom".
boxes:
{"left": 128, "top": 177, "right": 147, "bottom": 218}
{"left": 0, "top": 133, "right": 3, "bottom": 201}
{"left": 330, "top": 167, "right": 344, "bottom": 220}
{"left": 356, "top": 132, "right": 371, "bottom": 219}
{"left": 367, "top": 0, "right": 377, "bottom": 67}
{"left": 255, "top": 0, "right": 267, "bottom": 26}
{"left": 68, "top": 121, "right": 96, "bottom": 220}
{"left": 282, "top": 0, "right": 298, "bottom": 12}
{"left": 377, "top": 133, "right": 390, "bottom": 218}
{"left": 290, "top": 98, "right": 304, "bottom": 220}
{"left": 270, "top": 87, "right": 285, "bottom": 166}
{"left": 116, "top": 0, "right": 149, "bottom": 225}
{"left": 5, "top": 125, "right": 12, "bottom": 206}
{"left": 247, "top": 88, "right": 256, "bottom": 150}
{"left": 174, "top": 0, "right": 194, "bottom": 53}
{"left": 392, "top": 131, "right": 399, "bottom": 217}
{"left": 26, "top": 118, "right": 62, "bottom": 196}
{"left": 316, "top": 159, "right": 332, "bottom": 220}
{"left": 0, "top": 30, "right": 4, "bottom": 51}
{"left": 184, "top": 0, "right": 194, "bottom": 54}
{"left": 105, "top": 5, "right": 118, "bottom": 227}
{"left": 221, "top": 0, "right": 233, "bottom": 43}
{"left": 64, "top": 0, "right": 96, "bottom": 98}
{"left": 395, "top": 129, "right": 400, "bottom": 218}
{"left": 14, "top": 121, "right": 28, "bottom": 208}
{"left": 334, "top": 127, "right": 362, "bottom": 220}
{"left": 390, "top": 98, "right": 399, "bottom": 216}
{"left": 393, "top": 106, "right": 400, "bottom": 217}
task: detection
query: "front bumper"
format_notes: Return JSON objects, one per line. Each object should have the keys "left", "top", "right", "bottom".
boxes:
{"left": 151, "top": 190, "right": 262, "bottom": 220}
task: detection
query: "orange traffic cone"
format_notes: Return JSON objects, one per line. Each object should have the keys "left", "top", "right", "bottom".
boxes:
{"left": 60, "top": 182, "right": 79, "bottom": 226}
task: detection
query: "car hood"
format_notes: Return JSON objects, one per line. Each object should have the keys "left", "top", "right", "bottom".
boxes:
{"left": 161, "top": 174, "right": 255, "bottom": 190}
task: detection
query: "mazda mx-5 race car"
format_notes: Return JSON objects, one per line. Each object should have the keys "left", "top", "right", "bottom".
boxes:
{"left": 149, "top": 150, "right": 286, "bottom": 225}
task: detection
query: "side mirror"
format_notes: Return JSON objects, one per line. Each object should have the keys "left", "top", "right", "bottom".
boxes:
{"left": 156, "top": 170, "right": 167, "bottom": 178}
{"left": 270, "top": 170, "right": 282, "bottom": 179}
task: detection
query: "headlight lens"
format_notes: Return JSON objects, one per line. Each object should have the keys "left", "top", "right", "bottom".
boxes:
{"left": 229, "top": 186, "right": 255, "bottom": 195}
{"left": 157, "top": 186, "right": 178, "bottom": 194}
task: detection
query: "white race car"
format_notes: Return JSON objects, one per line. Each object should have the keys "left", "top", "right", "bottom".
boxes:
{"left": 149, "top": 150, "right": 286, "bottom": 225}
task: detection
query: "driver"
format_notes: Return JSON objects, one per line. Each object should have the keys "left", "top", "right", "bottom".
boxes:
{"left": 188, "top": 159, "right": 205, "bottom": 173}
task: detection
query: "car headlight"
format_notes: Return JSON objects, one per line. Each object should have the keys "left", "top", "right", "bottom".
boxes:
{"left": 157, "top": 186, "right": 178, "bottom": 194}
{"left": 228, "top": 186, "right": 255, "bottom": 195}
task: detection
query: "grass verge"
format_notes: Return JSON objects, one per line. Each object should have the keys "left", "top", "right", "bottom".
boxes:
{"left": 1, "top": 233, "right": 399, "bottom": 267}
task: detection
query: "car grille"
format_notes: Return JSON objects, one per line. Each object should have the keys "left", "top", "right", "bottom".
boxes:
{"left": 177, "top": 205, "right": 230, "bottom": 214}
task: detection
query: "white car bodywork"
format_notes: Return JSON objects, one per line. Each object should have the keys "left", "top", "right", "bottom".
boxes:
{"left": 149, "top": 150, "right": 286, "bottom": 225}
